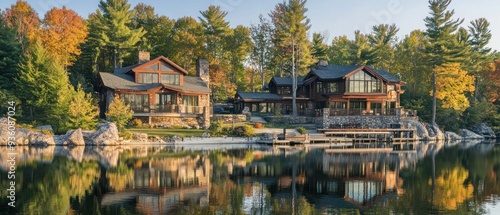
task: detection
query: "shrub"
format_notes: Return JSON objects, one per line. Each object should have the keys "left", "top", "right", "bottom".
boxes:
{"left": 209, "top": 120, "right": 225, "bottom": 136}
{"left": 130, "top": 118, "right": 143, "bottom": 128}
{"left": 233, "top": 125, "right": 255, "bottom": 137}
{"left": 119, "top": 129, "right": 132, "bottom": 140}
{"left": 296, "top": 127, "right": 307, "bottom": 135}
{"left": 106, "top": 97, "right": 134, "bottom": 131}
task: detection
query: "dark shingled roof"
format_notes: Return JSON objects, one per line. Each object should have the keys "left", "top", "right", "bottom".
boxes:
{"left": 311, "top": 65, "right": 362, "bottom": 80}
{"left": 99, "top": 64, "right": 210, "bottom": 93}
{"left": 368, "top": 67, "right": 400, "bottom": 82}
{"left": 236, "top": 92, "right": 282, "bottom": 101}
{"left": 311, "top": 65, "right": 400, "bottom": 83}
{"left": 271, "top": 77, "right": 305, "bottom": 86}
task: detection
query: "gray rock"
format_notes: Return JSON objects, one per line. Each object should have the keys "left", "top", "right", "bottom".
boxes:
{"left": 65, "top": 129, "right": 85, "bottom": 146}
{"left": 403, "top": 120, "right": 429, "bottom": 140}
{"left": 90, "top": 122, "right": 120, "bottom": 145}
{"left": 469, "top": 123, "right": 496, "bottom": 139}
{"left": 444, "top": 131, "right": 463, "bottom": 141}
{"left": 132, "top": 132, "right": 148, "bottom": 142}
{"left": 459, "top": 129, "right": 484, "bottom": 140}
{"left": 29, "top": 132, "right": 55, "bottom": 145}
{"left": 202, "top": 132, "right": 210, "bottom": 138}
{"left": 426, "top": 123, "right": 445, "bottom": 140}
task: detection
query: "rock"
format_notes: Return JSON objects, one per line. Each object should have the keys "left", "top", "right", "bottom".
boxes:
{"left": 403, "top": 120, "right": 429, "bottom": 140}
{"left": 132, "top": 133, "right": 148, "bottom": 142}
{"left": 90, "top": 122, "right": 120, "bottom": 145}
{"left": 202, "top": 132, "right": 210, "bottom": 138}
{"left": 36, "top": 125, "right": 53, "bottom": 133}
{"left": 426, "top": 123, "right": 445, "bottom": 140}
{"left": 444, "top": 131, "right": 463, "bottom": 141}
{"left": 29, "top": 132, "right": 55, "bottom": 145}
{"left": 65, "top": 129, "right": 85, "bottom": 146}
{"left": 459, "top": 129, "right": 484, "bottom": 140}
{"left": 469, "top": 123, "right": 496, "bottom": 139}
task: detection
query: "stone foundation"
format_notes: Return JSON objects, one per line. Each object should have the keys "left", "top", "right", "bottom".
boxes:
{"left": 322, "top": 116, "right": 401, "bottom": 129}
{"left": 211, "top": 114, "right": 247, "bottom": 123}
{"left": 264, "top": 116, "right": 318, "bottom": 124}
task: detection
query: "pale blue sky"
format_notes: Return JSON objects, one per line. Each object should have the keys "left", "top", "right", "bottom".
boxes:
{"left": 1, "top": 0, "right": 499, "bottom": 51}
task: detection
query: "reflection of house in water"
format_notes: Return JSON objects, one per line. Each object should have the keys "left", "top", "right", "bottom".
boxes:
{"left": 101, "top": 155, "right": 210, "bottom": 214}
{"left": 230, "top": 152, "right": 411, "bottom": 210}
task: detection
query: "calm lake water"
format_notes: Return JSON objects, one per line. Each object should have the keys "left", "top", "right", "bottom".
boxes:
{"left": 1, "top": 141, "right": 500, "bottom": 215}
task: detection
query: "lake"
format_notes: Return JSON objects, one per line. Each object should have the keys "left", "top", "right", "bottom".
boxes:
{"left": 1, "top": 141, "right": 499, "bottom": 214}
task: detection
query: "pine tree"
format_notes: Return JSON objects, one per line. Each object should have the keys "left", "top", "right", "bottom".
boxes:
{"left": 250, "top": 15, "right": 272, "bottom": 91}
{"left": 68, "top": 84, "right": 99, "bottom": 130}
{"left": 93, "top": 0, "right": 146, "bottom": 68}
{"left": 367, "top": 24, "right": 399, "bottom": 71}
{"left": 0, "top": 15, "right": 22, "bottom": 91}
{"left": 424, "top": 0, "right": 465, "bottom": 125}
{"left": 106, "top": 97, "right": 133, "bottom": 131}
{"left": 311, "top": 33, "right": 328, "bottom": 61}
{"left": 16, "top": 41, "right": 73, "bottom": 133}
{"left": 199, "top": 5, "right": 231, "bottom": 62}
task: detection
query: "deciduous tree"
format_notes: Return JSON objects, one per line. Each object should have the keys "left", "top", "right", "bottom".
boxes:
{"left": 106, "top": 97, "right": 133, "bottom": 131}
{"left": 3, "top": 0, "right": 39, "bottom": 51}
{"left": 68, "top": 84, "right": 99, "bottom": 130}
{"left": 434, "top": 63, "right": 474, "bottom": 111}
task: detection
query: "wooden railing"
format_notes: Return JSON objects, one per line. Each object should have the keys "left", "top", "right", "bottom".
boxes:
{"left": 329, "top": 108, "right": 400, "bottom": 116}
{"left": 130, "top": 104, "right": 205, "bottom": 114}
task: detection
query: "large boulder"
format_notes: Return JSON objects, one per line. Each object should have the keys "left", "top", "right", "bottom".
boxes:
{"left": 65, "top": 129, "right": 85, "bottom": 146}
{"left": 444, "top": 131, "right": 463, "bottom": 141}
{"left": 131, "top": 132, "right": 148, "bottom": 142}
{"left": 29, "top": 132, "right": 55, "bottom": 145}
{"left": 90, "top": 122, "right": 120, "bottom": 145}
{"left": 404, "top": 120, "right": 429, "bottom": 140}
{"left": 426, "top": 123, "right": 445, "bottom": 141}
{"left": 469, "top": 123, "right": 496, "bottom": 139}
{"left": 459, "top": 129, "right": 484, "bottom": 140}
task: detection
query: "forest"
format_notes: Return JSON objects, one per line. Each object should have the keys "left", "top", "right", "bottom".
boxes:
{"left": 0, "top": 0, "right": 499, "bottom": 133}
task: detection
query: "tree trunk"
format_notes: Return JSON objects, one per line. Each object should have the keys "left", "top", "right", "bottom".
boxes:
{"left": 261, "top": 59, "right": 265, "bottom": 92}
{"left": 431, "top": 65, "right": 437, "bottom": 126}
{"left": 292, "top": 39, "right": 298, "bottom": 117}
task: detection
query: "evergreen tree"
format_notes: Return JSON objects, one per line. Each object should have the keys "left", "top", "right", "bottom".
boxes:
{"left": 367, "top": 24, "right": 399, "bottom": 71}
{"left": 311, "top": 33, "right": 328, "bottom": 61}
{"left": 250, "top": 15, "right": 272, "bottom": 91}
{"left": 424, "top": 0, "right": 465, "bottom": 125}
{"left": 169, "top": 16, "right": 205, "bottom": 73}
{"left": 0, "top": 15, "right": 22, "bottom": 91}
{"left": 466, "top": 18, "right": 493, "bottom": 100}
{"left": 328, "top": 35, "right": 353, "bottom": 65}
{"left": 93, "top": 0, "right": 146, "bottom": 68}
{"left": 199, "top": 5, "right": 231, "bottom": 62}
{"left": 106, "top": 97, "right": 133, "bottom": 131}
{"left": 16, "top": 41, "right": 73, "bottom": 133}
{"left": 68, "top": 84, "right": 99, "bottom": 130}
{"left": 270, "top": 0, "right": 313, "bottom": 116}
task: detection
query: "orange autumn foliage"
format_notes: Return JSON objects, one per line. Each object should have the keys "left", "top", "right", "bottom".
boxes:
{"left": 484, "top": 60, "right": 500, "bottom": 103}
{"left": 433, "top": 63, "right": 475, "bottom": 111}
{"left": 4, "top": 0, "right": 40, "bottom": 50}
{"left": 41, "top": 6, "right": 88, "bottom": 66}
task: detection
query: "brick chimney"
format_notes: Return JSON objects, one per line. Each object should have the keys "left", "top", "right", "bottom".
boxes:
{"left": 138, "top": 51, "right": 150, "bottom": 64}
{"left": 196, "top": 58, "right": 209, "bottom": 87}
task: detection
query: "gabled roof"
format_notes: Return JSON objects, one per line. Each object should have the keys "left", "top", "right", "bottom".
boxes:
{"left": 99, "top": 72, "right": 161, "bottom": 91}
{"left": 131, "top": 56, "right": 188, "bottom": 75}
{"left": 235, "top": 92, "right": 282, "bottom": 102}
{"left": 310, "top": 65, "right": 401, "bottom": 83}
{"left": 270, "top": 77, "right": 305, "bottom": 86}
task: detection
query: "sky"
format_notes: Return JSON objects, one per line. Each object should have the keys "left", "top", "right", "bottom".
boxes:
{"left": 1, "top": 0, "right": 499, "bottom": 51}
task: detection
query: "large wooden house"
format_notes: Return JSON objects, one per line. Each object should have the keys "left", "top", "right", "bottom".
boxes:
{"left": 235, "top": 61, "right": 405, "bottom": 116}
{"left": 97, "top": 52, "right": 211, "bottom": 128}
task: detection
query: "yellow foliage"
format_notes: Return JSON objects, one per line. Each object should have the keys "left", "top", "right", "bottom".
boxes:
{"left": 433, "top": 63, "right": 475, "bottom": 111}
{"left": 428, "top": 166, "right": 474, "bottom": 210}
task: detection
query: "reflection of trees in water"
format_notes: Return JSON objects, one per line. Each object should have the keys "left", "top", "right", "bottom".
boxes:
{"left": 429, "top": 166, "right": 474, "bottom": 210}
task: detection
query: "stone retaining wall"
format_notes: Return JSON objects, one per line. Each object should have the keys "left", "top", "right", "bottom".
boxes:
{"left": 211, "top": 114, "right": 247, "bottom": 123}
{"left": 137, "top": 116, "right": 203, "bottom": 129}
{"left": 322, "top": 115, "right": 401, "bottom": 129}
{"left": 264, "top": 116, "right": 318, "bottom": 124}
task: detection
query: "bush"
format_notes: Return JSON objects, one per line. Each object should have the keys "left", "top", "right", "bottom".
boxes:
{"left": 296, "top": 126, "right": 307, "bottom": 135}
{"left": 233, "top": 125, "right": 255, "bottom": 137}
{"left": 106, "top": 97, "right": 134, "bottom": 131}
{"left": 119, "top": 129, "right": 133, "bottom": 140}
{"left": 209, "top": 120, "right": 226, "bottom": 136}
{"left": 130, "top": 118, "right": 143, "bottom": 128}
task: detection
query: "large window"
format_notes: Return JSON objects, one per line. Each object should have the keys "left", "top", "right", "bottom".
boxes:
{"left": 155, "top": 94, "right": 176, "bottom": 105}
{"left": 182, "top": 95, "right": 198, "bottom": 106}
{"left": 277, "top": 87, "right": 291, "bottom": 95}
{"left": 327, "top": 82, "right": 338, "bottom": 93}
{"left": 316, "top": 82, "right": 323, "bottom": 93}
{"left": 330, "top": 101, "right": 347, "bottom": 109}
{"left": 138, "top": 73, "right": 158, "bottom": 84}
{"left": 121, "top": 94, "right": 149, "bottom": 111}
{"left": 161, "top": 74, "right": 180, "bottom": 85}
{"left": 348, "top": 70, "right": 383, "bottom": 93}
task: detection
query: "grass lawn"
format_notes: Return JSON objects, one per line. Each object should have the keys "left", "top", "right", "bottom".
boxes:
{"left": 127, "top": 128, "right": 206, "bottom": 137}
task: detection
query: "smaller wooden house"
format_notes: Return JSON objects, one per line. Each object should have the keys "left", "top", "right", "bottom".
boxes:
{"left": 97, "top": 52, "right": 211, "bottom": 128}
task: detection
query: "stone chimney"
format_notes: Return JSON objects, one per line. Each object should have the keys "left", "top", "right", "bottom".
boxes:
{"left": 138, "top": 51, "right": 150, "bottom": 64}
{"left": 196, "top": 58, "right": 210, "bottom": 87}
{"left": 318, "top": 59, "right": 328, "bottom": 67}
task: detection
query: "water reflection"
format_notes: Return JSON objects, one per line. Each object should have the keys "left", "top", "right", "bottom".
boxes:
{"left": 0, "top": 141, "right": 499, "bottom": 214}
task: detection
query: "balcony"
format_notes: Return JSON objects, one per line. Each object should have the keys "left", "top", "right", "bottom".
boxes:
{"left": 329, "top": 108, "right": 401, "bottom": 116}
{"left": 130, "top": 104, "right": 206, "bottom": 115}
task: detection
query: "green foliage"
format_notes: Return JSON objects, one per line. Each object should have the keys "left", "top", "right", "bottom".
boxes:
{"left": 0, "top": 15, "right": 21, "bottom": 91}
{"left": 296, "top": 126, "right": 307, "bottom": 134}
{"left": 68, "top": 84, "right": 99, "bottom": 130}
{"left": 16, "top": 41, "right": 73, "bottom": 133}
{"left": 106, "top": 97, "right": 134, "bottom": 131}
{"left": 130, "top": 118, "right": 144, "bottom": 128}
{"left": 311, "top": 32, "right": 328, "bottom": 61}
{"left": 461, "top": 100, "right": 498, "bottom": 126}
{"left": 119, "top": 129, "right": 133, "bottom": 140}
{"left": 233, "top": 125, "right": 255, "bottom": 137}
{"left": 209, "top": 120, "right": 226, "bottom": 136}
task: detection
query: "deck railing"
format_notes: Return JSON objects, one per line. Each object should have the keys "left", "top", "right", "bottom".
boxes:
{"left": 130, "top": 104, "right": 205, "bottom": 114}
{"left": 329, "top": 108, "right": 401, "bottom": 116}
